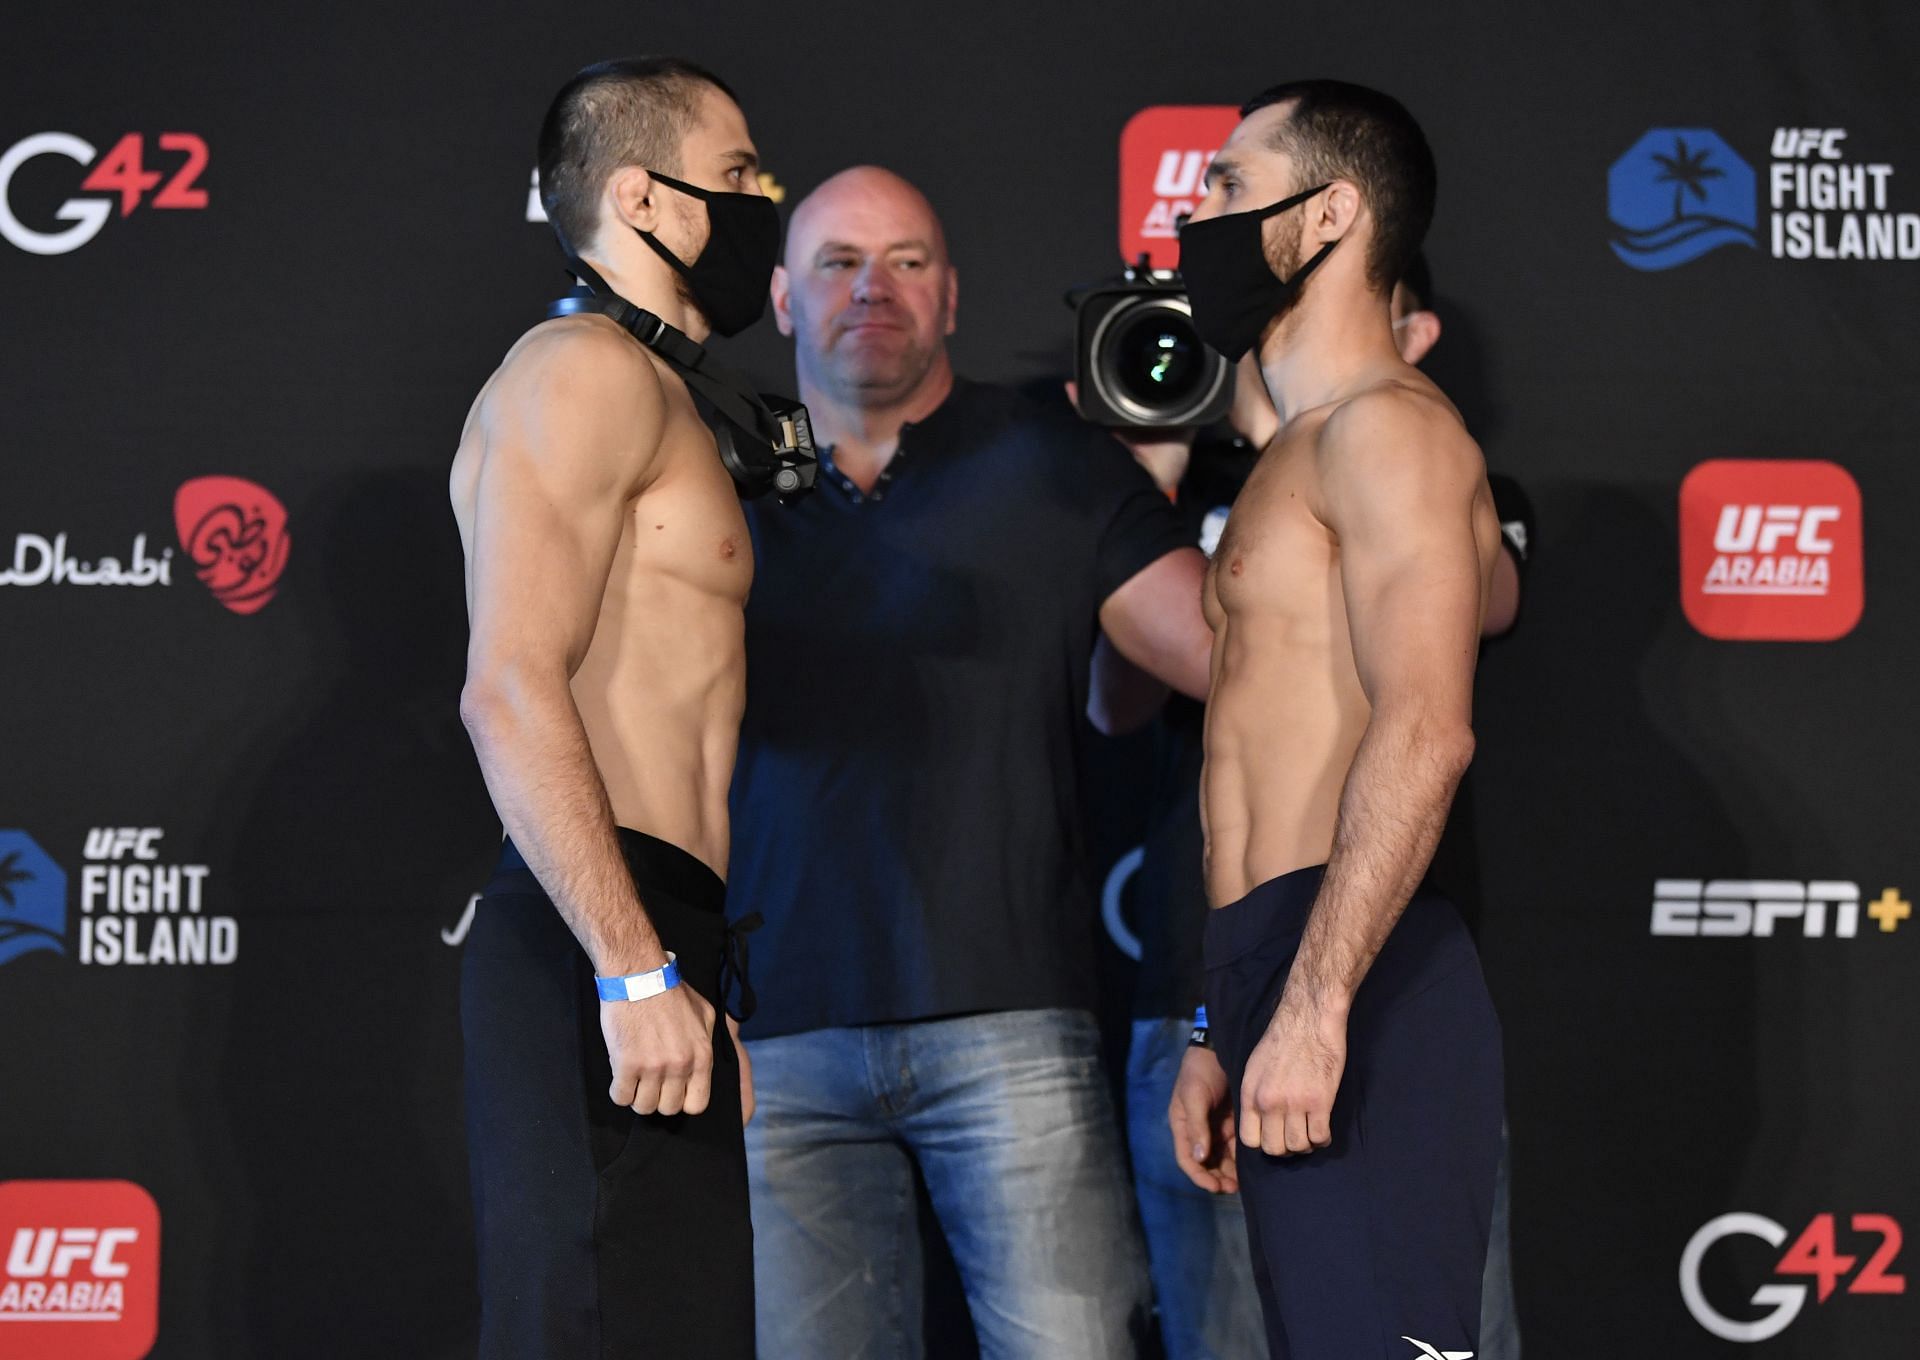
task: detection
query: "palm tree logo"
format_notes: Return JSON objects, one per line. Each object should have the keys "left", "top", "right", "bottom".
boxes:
{"left": 0, "top": 850, "right": 32, "bottom": 909}
{"left": 1651, "top": 136, "right": 1726, "bottom": 224}
{"left": 1608, "top": 126, "right": 1757, "bottom": 271}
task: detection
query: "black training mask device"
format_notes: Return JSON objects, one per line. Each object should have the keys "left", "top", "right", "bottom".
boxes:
{"left": 550, "top": 256, "right": 817, "bottom": 503}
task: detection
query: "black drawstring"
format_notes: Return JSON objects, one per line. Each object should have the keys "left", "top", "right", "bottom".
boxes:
{"left": 721, "top": 912, "right": 762, "bottom": 1023}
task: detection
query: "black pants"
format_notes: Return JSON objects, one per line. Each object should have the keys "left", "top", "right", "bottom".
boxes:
{"left": 461, "top": 828, "right": 754, "bottom": 1359}
{"left": 1203, "top": 864, "right": 1503, "bottom": 1360}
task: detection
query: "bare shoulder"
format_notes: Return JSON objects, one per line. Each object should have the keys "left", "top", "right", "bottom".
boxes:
{"left": 1313, "top": 378, "right": 1484, "bottom": 519}
{"left": 479, "top": 315, "right": 672, "bottom": 486}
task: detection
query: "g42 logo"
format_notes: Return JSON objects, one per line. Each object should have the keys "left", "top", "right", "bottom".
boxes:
{"left": 1681, "top": 1212, "right": 1905, "bottom": 1342}
{"left": 0, "top": 131, "right": 209, "bottom": 255}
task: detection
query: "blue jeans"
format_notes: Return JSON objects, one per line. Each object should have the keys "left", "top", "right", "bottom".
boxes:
{"left": 1127, "top": 1017, "right": 1524, "bottom": 1360}
{"left": 1126, "top": 1018, "right": 1265, "bottom": 1360}
{"left": 745, "top": 1009, "right": 1152, "bottom": 1359}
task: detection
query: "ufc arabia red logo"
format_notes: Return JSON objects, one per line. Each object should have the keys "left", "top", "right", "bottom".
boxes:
{"left": 1679, "top": 459, "right": 1863, "bottom": 640}
{"left": 173, "top": 476, "right": 291, "bottom": 615}
{"left": 1118, "top": 106, "right": 1240, "bottom": 268}
{"left": 0, "top": 133, "right": 209, "bottom": 255}
{"left": 0, "top": 1180, "right": 160, "bottom": 1360}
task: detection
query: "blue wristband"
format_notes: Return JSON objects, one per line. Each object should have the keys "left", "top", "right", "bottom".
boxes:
{"left": 1193, "top": 1004, "right": 1209, "bottom": 1030}
{"left": 595, "top": 952, "right": 680, "bottom": 1002}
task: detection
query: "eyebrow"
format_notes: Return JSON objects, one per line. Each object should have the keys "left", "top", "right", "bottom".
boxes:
{"left": 721, "top": 147, "right": 760, "bottom": 171}
{"left": 1204, "top": 156, "right": 1238, "bottom": 188}
{"left": 814, "top": 238, "right": 934, "bottom": 257}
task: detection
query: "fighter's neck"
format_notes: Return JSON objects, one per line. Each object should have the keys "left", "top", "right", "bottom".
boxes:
{"left": 575, "top": 242, "right": 709, "bottom": 343}
{"left": 799, "top": 354, "right": 955, "bottom": 486}
{"left": 1256, "top": 296, "right": 1402, "bottom": 425}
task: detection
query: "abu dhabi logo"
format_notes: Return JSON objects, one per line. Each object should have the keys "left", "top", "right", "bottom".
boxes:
{"left": 0, "top": 830, "right": 66, "bottom": 967}
{"left": 173, "top": 476, "right": 290, "bottom": 615}
{"left": 1608, "top": 128, "right": 1758, "bottom": 270}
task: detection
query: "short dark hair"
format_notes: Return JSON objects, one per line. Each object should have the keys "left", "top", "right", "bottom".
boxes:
{"left": 1239, "top": 80, "right": 1436, "bottom": 293}
{"left": 1399, "top": 251, "right": 1434, "bottom": 312}
{"left": 537, "top": 56, "right": 736, "bottom": 255}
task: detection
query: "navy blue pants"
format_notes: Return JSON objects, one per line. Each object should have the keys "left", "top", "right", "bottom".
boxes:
{"left": 461, "top": 829, "right": 755, "bottom": 1359}
{"left": 1203, "top": 865, "right": 1503, "bottom": 1359}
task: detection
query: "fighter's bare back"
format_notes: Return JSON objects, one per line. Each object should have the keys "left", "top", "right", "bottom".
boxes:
{"left": 1200, "top": 373, "right": 1500, "bottom": 909}
{"left": 451, "top": 311, "right": 751, "bottom": 879}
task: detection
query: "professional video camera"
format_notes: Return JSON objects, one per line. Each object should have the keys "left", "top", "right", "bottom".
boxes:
{"left": 1069, "top": 254, "right": 1233, "bottom": 430}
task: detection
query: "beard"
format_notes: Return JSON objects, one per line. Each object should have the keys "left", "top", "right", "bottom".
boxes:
{"left": 1262, "top": 208, "right": 1311, "bottom": 325}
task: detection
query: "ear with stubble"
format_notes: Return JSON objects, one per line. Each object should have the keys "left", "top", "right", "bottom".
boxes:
{"left": 1314, "top": 179, "right": 1364, "bottom": 245}
{"left": 770, "top": 263, "right": 795, "bottom": 337}
{"left": 606, "top": 166, "right": 664, "bottom": 237}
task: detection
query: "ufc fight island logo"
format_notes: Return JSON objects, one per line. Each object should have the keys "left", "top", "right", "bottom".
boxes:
{"left": 1681, "top": 1212, "right": 1905, "bottom": 1343}
{"left": 0, "top": 1180, "right": 160, "bottom": 1360}
{"left": 1679, "top": 459, "right": 1863, "bottom": 641}
{"left": 1117, "top": 106, "right": 1239, "bottom": 268}
{"left": 0, "top": 132, "right": 208, "bottom": 255}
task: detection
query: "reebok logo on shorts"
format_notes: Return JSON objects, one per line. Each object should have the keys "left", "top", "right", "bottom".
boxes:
{"left": 1402, "top": 1339, "right": 1474, "bottom": 1360}
{"left": 1679, "top": 459, "right": 1863, "bottom": 641}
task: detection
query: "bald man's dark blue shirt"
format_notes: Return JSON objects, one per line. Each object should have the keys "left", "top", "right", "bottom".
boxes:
{"left": 728, "top": 379, "right": 1191, "bottom": 1038}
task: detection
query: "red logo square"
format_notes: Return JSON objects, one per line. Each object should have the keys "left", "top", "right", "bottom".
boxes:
{"left": 1679, "top": 459, "right": 1864, "bottom": 641}
{"left": 0, "top": 1181, "right": 160, "bottom": 1360}
{"left": 1118, "top": 106, "right": 1241, "bottom": 268}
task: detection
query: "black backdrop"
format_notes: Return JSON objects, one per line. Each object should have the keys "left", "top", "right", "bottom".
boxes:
{"left": 3, "top": 2, "right": 1917, "bottom": 1356}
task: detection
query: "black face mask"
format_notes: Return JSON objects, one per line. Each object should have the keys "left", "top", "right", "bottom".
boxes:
{"left": 634, "top": 170, "right": 781, "bottom": 337}
{"left": 1177, "top": 183, "right": 1336, "bottom": 361}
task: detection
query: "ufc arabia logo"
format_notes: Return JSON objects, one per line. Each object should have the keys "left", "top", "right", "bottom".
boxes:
{"left": 1680, "top": 460, "right": 1862, "bottom": 641}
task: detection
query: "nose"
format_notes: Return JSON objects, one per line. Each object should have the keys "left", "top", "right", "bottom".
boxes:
{"left": 851, "top": 259, "right": 893, "bottom": 305}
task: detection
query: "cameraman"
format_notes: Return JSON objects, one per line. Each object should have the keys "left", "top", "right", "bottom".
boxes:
{"left": 1102, "top": 254, "right": 1529, "bottom": 1360}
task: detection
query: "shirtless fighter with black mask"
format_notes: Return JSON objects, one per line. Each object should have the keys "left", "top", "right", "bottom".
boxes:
{"left": 451, "top": 57, "right": 779, "bottom": 1360}
{"left": 1168, "top": 81, "right": 1505, "bottom": 1359}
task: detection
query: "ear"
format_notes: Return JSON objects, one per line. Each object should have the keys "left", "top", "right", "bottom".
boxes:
{"left": 607, "top": 165, "right": 662, "bottom": 233}
{"left": 1398, "top": 308, "right": 1442, "bottom": 365}
{"left": 944, "top": 266, "right": 959, "bottom": 337}
{"left": 1316, "top": 179, "right": 1364, "bottom": 244}
{"left": 770, "top": 264, "right": 795, "bottom": 337}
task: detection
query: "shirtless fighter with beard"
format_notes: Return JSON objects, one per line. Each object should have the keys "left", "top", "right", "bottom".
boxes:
{"left": 451, "top": 57, "right": 776, "bottom": 1360}
{"left": 1168, "top": 80, "right": 1505, "bottom": 1359}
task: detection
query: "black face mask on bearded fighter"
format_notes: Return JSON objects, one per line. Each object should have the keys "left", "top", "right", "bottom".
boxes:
{"left": 1177, "top": 182, "right": 1337, "bottom": 362}
{"left": 632, "top": 170, "right": 781, "bottom": 338}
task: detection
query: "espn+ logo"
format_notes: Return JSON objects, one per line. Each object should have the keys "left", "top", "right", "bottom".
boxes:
{"left": 0, "top": 132, "right": 209, "bottom": 255}
{"left": 0, "top": 1180, "right": 159, "bottom": 1360}
{"left": 1680, "top": 459, "right": 1863, "bottom": 641}
{"left": 1681, "top": 1212, "right": 1905, "bottom": 1343}
{"left": 1650, "top": 880, "right": 1911, "bottom": 938}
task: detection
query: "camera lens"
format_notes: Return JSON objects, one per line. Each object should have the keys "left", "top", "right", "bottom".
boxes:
{"left": 1111, "top": 310, "right": 1205, "bottom": 409}
{"left": 1087, "top": 295, "right": 1229, "bottom": 426}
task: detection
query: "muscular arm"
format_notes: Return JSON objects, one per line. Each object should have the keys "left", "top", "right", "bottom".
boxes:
{"left": 1098, "top": 547, "right": 1213, "bottom": 704}
{"left": 1289, "top": 393, "right": 1484, "bottom": 1009}
{"left": 1237, "top": 391, "right": 1485, "bottom": 1158}
{"left": 457, "top": 330, "right": 670, "bottom": 977}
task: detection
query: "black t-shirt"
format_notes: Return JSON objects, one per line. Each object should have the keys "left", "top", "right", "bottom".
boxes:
{"left": 1130, "top": 458, "right": 1534, "bottom": 1019}
{"left": 729, "top": 379, "right": 1194, "bottom": 1038}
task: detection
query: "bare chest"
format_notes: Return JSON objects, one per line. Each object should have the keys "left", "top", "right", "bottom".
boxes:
{"left": 1204, "top": 439, "right": 1335, "bottom": 627}
{"left": 616, "top": 422, "right": 754, "bottom": 608}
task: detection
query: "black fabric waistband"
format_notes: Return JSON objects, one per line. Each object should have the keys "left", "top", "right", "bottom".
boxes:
{"left": 1204, "top": 863, "right": 1329, "bottom": 970}
{"left": 494, "top": 827, "right": 726, "bottom": 914}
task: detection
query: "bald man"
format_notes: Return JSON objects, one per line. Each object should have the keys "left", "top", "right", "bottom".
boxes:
{"left": 725, "top": 166, "right": 1213, "bottom": 1357}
